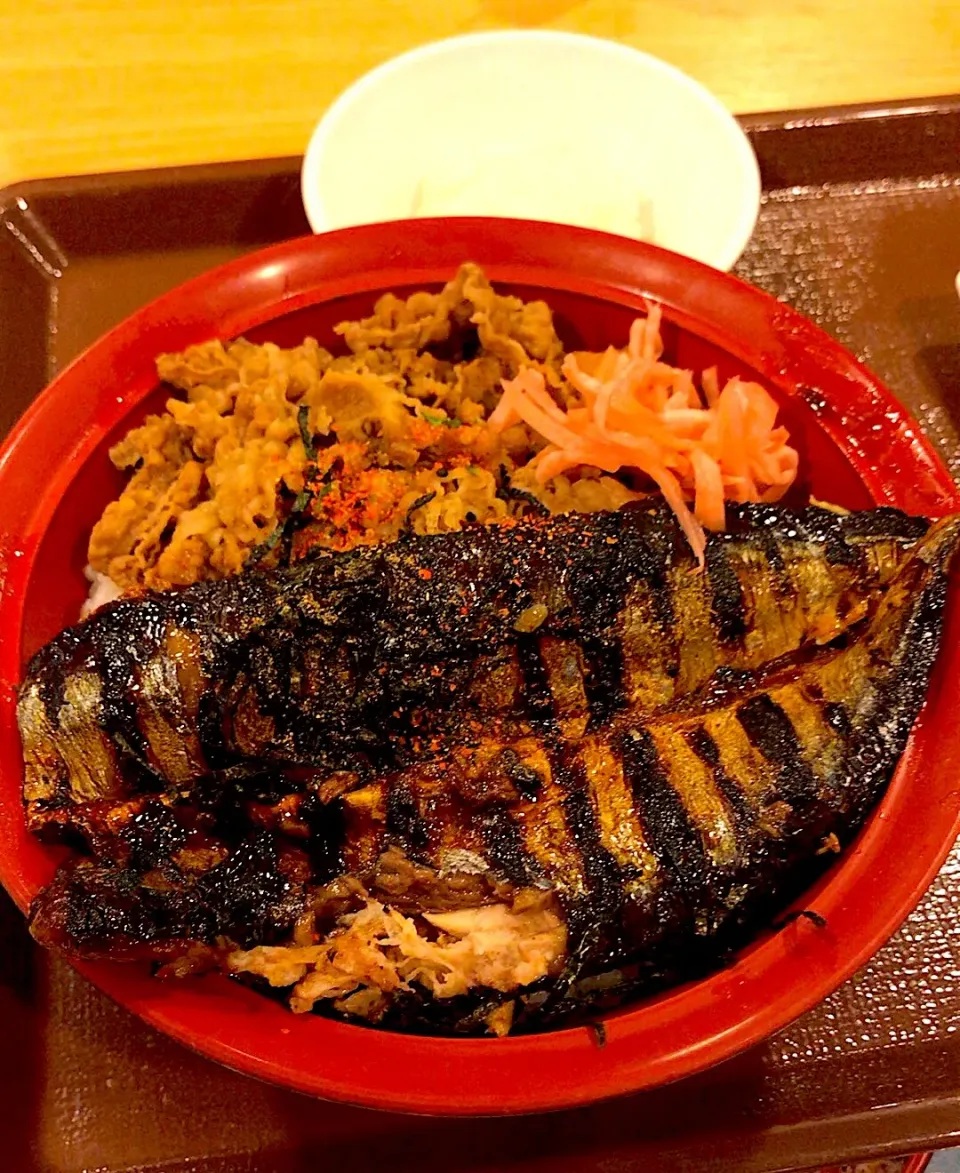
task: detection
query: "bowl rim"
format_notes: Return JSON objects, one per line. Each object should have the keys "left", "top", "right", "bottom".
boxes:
{"left": 299, "top": 31, "right": 762, "bottom": 271}
{"left": 1, "top": 217, "right": 958, "bottom": 1116}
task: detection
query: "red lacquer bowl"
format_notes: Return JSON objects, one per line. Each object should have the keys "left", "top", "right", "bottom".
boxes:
{"left": 0, "top": 219, "right": 957, "bottom": 1116}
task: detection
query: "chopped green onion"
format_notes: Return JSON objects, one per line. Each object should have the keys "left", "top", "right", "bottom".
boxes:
{"left": 421, "top": 409, "right": 460, "bottom": 429}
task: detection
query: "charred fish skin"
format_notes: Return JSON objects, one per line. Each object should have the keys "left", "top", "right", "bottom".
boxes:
{"left": 20, "top": 504, "right": 929, "bottom": 836}
{"left": 23, "top": 516, "right": 960, "bottom": 1034}
{"left": 29, "top": 828, "right": 306, "bottom": 961}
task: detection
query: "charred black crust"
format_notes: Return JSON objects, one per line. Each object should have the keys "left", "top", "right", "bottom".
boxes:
{"left": 89, "top": 599, "right": 183, "bottom": 783}
{"left": 581, "top": 635, "right": 627, "bottom": 726}
{"left": 32, "top": 832, "right": 299, "bottom": 952}
{"left": 842, "top": 565, "right": 949, "bottom": 823}
{"left": 723, "top": 502, "right": 928, "bottom": 546}
{"left": 196, "top": 690, "right": 233, "bottom": 771}
{"left": 619, "top": 727, "right": 713, "bottom": 905}
{"left": 479, "top": 805, "right": 537, "bottom": 887}
{"left": 499, "top": 749, "right": 544, "bottom": 800}
{"left": 735, "top": 694, "right": 820, "bottom": 808}
{"left": 515, "top": 636, "right": 557, "bottom": 727}
{"left": 120, "top": 801, "right": 188, "bottom": 871}
{"left": 385, "top": 782, "right": 430, "bottom": 855}
{"left": 299, "top": 792, "right": 346, "bottom": 883}
{"left": 557, "top": 751, "right": 628, "bottom": 967}
{"left": 685, "top": 726, "right": 757, "bottom": 839}
{"left": 705, "top": 542, "right": 748, "bottom": 642}
{"left": 822, "top": 701, "right": 853, "bottom": 739}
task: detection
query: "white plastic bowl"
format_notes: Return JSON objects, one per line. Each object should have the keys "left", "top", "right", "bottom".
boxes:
{"left": 301, "top": 31, "right": 762, "bottom": 271}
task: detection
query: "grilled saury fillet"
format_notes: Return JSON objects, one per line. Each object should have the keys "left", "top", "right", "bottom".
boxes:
{"left": 19, "top": 504, "right": 960, "bottom": 1034}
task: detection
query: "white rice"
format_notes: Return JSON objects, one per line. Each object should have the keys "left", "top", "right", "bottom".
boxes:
{"left": 81, "top": 565, "right": 123, "bottom": 619}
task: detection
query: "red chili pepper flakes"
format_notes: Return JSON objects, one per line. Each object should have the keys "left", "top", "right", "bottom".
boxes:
{"left": 418, "top": 567, "right": 433, "bottom": 580}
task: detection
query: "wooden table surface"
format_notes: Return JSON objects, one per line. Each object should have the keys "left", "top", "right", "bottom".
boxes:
{"left": 0, "top": 0, "right": 958, "bottom": 188}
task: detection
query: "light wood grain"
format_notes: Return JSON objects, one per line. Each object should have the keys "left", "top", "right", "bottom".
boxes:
{"left": 0, "top": 0, "right": 958, "bottom": 187}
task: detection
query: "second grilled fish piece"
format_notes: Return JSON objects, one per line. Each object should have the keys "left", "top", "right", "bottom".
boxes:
{"left": 20, "top": 503, "right": 928, "bottom": 838}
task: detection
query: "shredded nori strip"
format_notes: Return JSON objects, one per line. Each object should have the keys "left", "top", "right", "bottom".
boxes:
{"left": 246, "top": 477, "right": 331, "bottom": 569}
{"left": 401, "top": 492, "right": 438, "bottom": 535}
{"left": 245, "top": 525, "right": 285, "bottom": 567}
{"left": 291, "top": 486, "right": 314, "bottom": 515}
{"left": 496, "top": 464, "right": 550, "bottom": 517}
{"left": 297, "top": 403, "right": 318, "bottom": 462}
{"left": 772, "top": 908, "right": 828, "bottom": 931}
{"left": 588, "top": 1021, "right": 608, "bottom": 1049}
